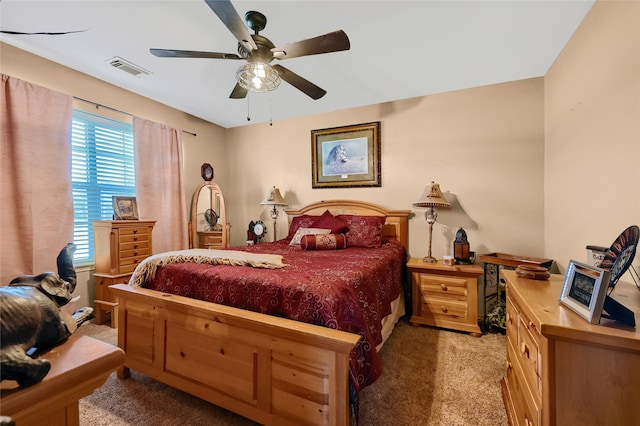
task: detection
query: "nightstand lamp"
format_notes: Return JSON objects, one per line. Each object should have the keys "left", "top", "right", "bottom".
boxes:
{"left": 260, "top": 186, "right": 288, "bottom": 241}
{"left": 413, "top": 181, "right": 451, "bottom": 263}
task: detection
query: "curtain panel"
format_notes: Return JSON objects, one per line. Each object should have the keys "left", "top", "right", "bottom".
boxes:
{"left": 1, "top": 74, "right": 74, "bottom": 285}
{"left": 133, "top": 116, "right": 188, "bottom": 253}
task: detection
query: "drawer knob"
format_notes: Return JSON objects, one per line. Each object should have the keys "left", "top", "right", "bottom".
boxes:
{"left": 133, "top": 229, "right": 138, "bottom": 233}
{"left": 506, "top": 360, "right": 512, "bottom": 371}
{"left": 528, "top": 321, "right": 536, "bottom": 331}
{"left": 440, "top": 284, "right": 448, "bottom": 291}
{"left": 521, "top": 342, "right": 529, "bottom": 358}
{"left": 506, "top": 312, "right": 512, "bottom": 324}
{"left": 440, "top": 306, "right": 448, "bottom": 313}
{"left": 133, "top": 237, "right": 138, "bottom": 241}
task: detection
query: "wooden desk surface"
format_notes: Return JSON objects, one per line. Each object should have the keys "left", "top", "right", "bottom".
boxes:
{"left": 1, "top": 334, "right": 125, "bottom": 425}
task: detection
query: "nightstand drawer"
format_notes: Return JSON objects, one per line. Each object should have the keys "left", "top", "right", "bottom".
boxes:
{"left": 199, "top": 232, "right": 223, "bottom": 246}
{"left": 418, "top": 274, "right": 468, "bottom": 299}
{"left": 421, "top": 297, "right": 467, "bottom": 320}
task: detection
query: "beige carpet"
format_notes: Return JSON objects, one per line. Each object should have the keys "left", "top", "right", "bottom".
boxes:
{"left": 76, "top": 317, "right": 507, "bottom": 425}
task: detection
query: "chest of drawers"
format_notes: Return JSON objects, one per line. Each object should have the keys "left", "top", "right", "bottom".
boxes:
{"left": 93, "top": 220, "right": 155, "bottom": 327}
{"left": 502, "top": 270, "right": 640, "bottom": 425}
{"left": 408, "top": 258, "right": 482, "bottom": 336}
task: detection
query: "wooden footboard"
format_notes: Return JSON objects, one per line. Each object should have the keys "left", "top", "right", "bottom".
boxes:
{"left": 111, "top": 284, "right": 360, "bottom": 426}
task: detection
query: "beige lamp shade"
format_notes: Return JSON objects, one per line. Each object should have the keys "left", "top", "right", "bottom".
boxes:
{"left": 413, "top": 182, "right": 451, "bottom": 208}
{"left": 260, "top": 186, "right": 287, "bottom": 206}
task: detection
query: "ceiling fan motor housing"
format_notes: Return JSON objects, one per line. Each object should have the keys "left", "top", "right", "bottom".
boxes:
{"left": 237, "top": 34, "right": 275, "bottom": 64}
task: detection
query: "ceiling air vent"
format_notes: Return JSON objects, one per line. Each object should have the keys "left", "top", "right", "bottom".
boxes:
{"left": 107, "top": 56, "right": 152, "bottom": 78}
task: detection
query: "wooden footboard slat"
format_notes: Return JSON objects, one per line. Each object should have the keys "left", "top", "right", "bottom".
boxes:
{"left": 112, "top": 284, "right": 360, "bottom": 426}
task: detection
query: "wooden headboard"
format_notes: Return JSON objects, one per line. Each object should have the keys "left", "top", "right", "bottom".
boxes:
{"left": 285, "top": 200, "right": 410, "bottom": 249}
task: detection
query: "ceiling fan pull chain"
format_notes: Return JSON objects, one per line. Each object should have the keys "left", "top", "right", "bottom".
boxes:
{"left": 246, "top": 94, "right": 251, "bottom": 122}
{"left": 269, "top": 92, "right": 273, "bottom": 126}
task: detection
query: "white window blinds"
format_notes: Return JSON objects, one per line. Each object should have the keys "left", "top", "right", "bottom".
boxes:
{"left": 71, "top": 109, "right": 135, "bottom": 263}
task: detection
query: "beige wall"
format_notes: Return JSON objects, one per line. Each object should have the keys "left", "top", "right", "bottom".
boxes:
{"left": 227, "top": 79, "right": 546, "bottom": 262}
{"left": 544, "top": 0, "right": 640, "bottom": 276}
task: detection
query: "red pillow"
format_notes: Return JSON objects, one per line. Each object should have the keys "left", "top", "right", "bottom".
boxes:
{"left": 286, "top": 215, "right": 318, "bottom": 240}
{"left": 310, "top": 210, "right": 348, "bottom": 234}
{"left": 300, "top": 233, "right": 347, "bottom": 250}
{"left": 336, "top": 215, "right": 386, "bottom": 248}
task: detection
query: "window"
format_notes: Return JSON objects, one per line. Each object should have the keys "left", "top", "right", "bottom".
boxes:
{"left": 71, "top": 109, "right": 135, "bottom": 264}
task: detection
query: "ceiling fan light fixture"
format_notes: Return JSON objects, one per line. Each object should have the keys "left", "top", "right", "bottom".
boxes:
{"left": 237, "top": 63, "right": 281, "bottom": 93}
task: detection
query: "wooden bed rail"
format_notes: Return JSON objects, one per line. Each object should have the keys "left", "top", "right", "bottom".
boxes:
{"left": 111, "top": 284, "right": 360, "bottom": 426}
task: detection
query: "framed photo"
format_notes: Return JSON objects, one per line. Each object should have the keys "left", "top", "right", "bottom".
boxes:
{"left": 559, "top": 260, "right": 611, "bottom": 324}
{"left": 112, "top": 196, "right": 139, "bottom": 220}
{"left": 311, "top": 121, "right": 381, "bottom": 188}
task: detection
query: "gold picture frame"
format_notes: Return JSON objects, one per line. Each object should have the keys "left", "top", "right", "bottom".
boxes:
{"left": 112, "top": 196, "right": 139, "bottom": 220}
{"left": 311, "top": 121, "right": 381, "bottom": 188}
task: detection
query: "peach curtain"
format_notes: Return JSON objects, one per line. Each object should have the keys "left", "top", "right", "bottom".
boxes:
{"left": 1, "top": 74, "right": 73, "bottom": 285}
{"left": 133, "top": 116, "right": 188, "bottom": 253}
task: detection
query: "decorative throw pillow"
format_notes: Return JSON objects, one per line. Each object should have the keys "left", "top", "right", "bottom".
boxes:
{"left": 286, "top": 215, "right": 318, "bottom": 240}
{"left": 289, "top": 227, "right": 331, "bottom": 246}
{"left": 310, "top": 210, "right": 348, "bottom": 234}
{"left": 300, "top": 233, "right": 347, "bottom": 250}
{"left": 336, "top": 215, "right": 387, "bottom": 248}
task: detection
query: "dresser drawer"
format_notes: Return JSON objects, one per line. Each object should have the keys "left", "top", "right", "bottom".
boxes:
{"left": 517, "top": 315, "right": 541, "bottom": 397}
{"left": 119, "top": 233, "right": 151, "bottom": 245}
{"left": 506, "top": 296, "right": 518, "bottom": 346}
{"left": 119, "top": 239, "right": 150, "bottom": 252}
{"left": 507, "top": 341, "right": 541, "bottom": 426}
{"left": 119, "top": 226, "right": 151, "bottom": 237}
{"left": 119, "top": 247, "right": 151, "bottom": 260}
{"left": 119, "top": 255, "right": 147, "bottom": 274}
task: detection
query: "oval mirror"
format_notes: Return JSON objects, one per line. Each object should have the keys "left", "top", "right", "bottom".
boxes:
{"left": 189, "top": 181, "right": 229, "bottom": 249}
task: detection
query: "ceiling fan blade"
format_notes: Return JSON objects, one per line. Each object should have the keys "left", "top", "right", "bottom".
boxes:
{"left": 204, "top": 0, "right": 257, "bottom": 51}
{"left": 271, "top": 30, "right": 350, "bottom": 60}
{"left": 229, "top": 83, "right": 248, "bottom": 99}
{"left": 272, "top": 65, "right": 326, "bottom": 100}
{"left": 0, "top": 29, "right": 88, "bottom": 35}
{"left": 150, "top": 48, "right": 241, "bottom": 60}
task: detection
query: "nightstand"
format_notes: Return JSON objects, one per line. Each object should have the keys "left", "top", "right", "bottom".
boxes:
{"left": 408, "top": 258, "right": 483, "bottom": 336}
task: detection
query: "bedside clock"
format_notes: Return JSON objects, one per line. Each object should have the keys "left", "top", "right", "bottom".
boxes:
{"left": 253, "top": 220, "right": 266, "bottom": 241}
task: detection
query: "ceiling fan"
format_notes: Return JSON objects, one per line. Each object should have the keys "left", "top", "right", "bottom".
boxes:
{"left": 149, "top": 0, "right": 350, "bottom": 100}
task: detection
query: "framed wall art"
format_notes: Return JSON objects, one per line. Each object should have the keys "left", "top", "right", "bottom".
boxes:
{"left": 311, "top": 121, "right": 381, "bottom": 188}
{"left": 559, "top": 260, "right": 610, "bottom": 324}
{"left": 112, "top": 196, "right": 139, "bottom": 220}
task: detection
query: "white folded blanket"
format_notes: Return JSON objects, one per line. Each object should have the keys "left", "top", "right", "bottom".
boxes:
{"left": 128, "top": 249, "right": 287, "bottom": 288}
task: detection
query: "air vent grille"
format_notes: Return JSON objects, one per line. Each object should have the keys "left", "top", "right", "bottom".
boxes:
{"left": 107, "top": 57, "right": 152, "bottom": 78}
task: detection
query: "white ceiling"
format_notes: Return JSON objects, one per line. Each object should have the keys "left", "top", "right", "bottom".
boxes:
{"left": 1, "top": 0, "right": 594, "bottom": 129}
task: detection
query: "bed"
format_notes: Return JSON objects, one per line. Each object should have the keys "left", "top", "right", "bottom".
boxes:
{"left": 111, "top": 200, "right": 410, "bottom": 426}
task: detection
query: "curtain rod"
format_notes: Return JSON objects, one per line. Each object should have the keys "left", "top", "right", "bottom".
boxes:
{"left": 73, "top": 96, "right": 197, "bottom": 136}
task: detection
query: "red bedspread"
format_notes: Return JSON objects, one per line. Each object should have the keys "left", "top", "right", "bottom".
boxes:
{"left": 139, "top": 239, "right": 406, "bottom": 392}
